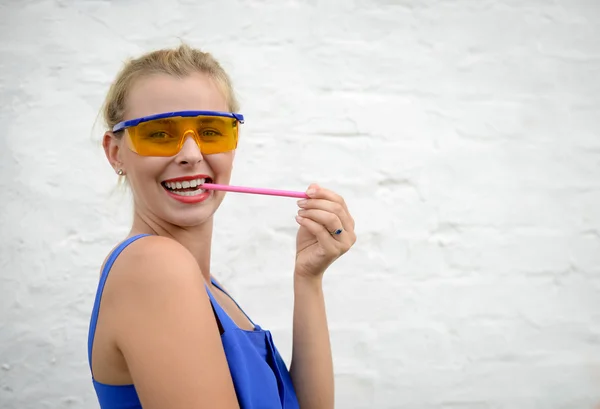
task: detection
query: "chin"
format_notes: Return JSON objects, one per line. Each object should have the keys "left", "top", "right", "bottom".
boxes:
{"left": 164, "top": 208, "right": 216, "bottom": 228}
{"left": 164, "top": 194, "right": 227, "bottom": 227}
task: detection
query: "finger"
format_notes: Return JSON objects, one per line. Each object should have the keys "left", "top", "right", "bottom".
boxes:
{"left": 295, "top": 215, "right": 338, "bottom": 248}
{"left": 302, "top": 183, "right": 354, "bottom": 230}
{"left": 297, "top": 208, "right": 344, "bottom": 236}
{"left": 297, "top": 199, "right": 354, "bottom": 231}
{"left": 306, "top": 184, "right": 349, "bottom": 213}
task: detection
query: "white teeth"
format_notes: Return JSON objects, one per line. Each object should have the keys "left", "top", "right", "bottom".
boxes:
{"left": 164, "top": 178, "right": 208, "bottom": 191}
{"left": 170, "top": 189, "right": 206, "bottom": 196}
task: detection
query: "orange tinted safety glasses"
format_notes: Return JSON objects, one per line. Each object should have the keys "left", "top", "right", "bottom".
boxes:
{"left": 112, "top": 110, "right": 244, "bottom": 157}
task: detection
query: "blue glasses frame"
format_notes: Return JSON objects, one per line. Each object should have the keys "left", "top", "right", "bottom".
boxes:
{"left": 112, "top": 110, "right": 245, "bottom": 133}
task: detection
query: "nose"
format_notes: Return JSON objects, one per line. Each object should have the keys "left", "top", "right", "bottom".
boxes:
{"left": 175, "top": 134, "right": 203, "bottom": 165}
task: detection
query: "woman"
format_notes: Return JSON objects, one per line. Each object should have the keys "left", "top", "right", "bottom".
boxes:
{"left": 87, "top": 43, "right": 356, "bottom": 409}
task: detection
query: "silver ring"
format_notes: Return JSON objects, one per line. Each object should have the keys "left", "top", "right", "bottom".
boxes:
{"left": 331, "top": 228, "right": 343, "bottom": 235}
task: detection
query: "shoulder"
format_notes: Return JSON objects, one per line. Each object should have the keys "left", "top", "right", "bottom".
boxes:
{"left": 108, "top": 235, "right": 202, "bottom": 289}
{"left": 115, "top": 234, "right": 198, "bottom": 268}
{"left": 101, "top": 234, "right": 209, "bottom": 330}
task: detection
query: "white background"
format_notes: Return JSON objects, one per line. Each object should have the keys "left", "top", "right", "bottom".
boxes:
{"left": 1, "top": 0, "right": 599, "bottom": 408}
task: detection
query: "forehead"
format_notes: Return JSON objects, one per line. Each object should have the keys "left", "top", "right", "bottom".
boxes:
{"left": 124, "top": 72, "right": 229, "bottom": 120}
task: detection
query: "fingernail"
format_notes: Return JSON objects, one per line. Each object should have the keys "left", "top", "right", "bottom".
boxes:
{"left": 295, "top": 215, "right": 304, "bottom": 222}
{"left": 298, "top": 209, "right": 306, "bottom": 215}
{"left": 306, "top": 189, "right": 316, "bottom": 197}
{"left": 297, "top": 199, "right": 307, "bottom": 207}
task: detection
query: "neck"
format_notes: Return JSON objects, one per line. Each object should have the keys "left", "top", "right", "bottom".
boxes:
{"left": 130, "top": 210, "right": 214, "bottom": 283}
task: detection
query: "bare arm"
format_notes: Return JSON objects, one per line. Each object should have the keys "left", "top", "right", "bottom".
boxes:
{"left": 289, "top": 184, "right": 356, "bottom": 409}
{"left": 289, "top": 275, "right": 334, "bottom": 409}
{"left": 106, "top": 236, "right": 239, "bottom": 409}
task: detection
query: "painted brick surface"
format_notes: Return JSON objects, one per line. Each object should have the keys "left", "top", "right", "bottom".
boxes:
{"left": 1, "top": 0, "right": 600, "bottom": 408}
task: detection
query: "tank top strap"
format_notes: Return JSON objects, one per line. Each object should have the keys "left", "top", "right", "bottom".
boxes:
{"left": 87, "top": 234, "right": 151, "bottom": 372}
{"left": 203, "top": 283, "right": 237, "bottom": 331}
{"left": 209, "top": 277, "right": 258, "bottom": 328}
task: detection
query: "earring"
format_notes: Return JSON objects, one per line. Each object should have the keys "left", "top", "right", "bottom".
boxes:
{"left": 117, "top": 169, "right": 124, "bottom": 175}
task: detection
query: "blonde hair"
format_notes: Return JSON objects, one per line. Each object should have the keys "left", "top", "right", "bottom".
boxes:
{"left": 101, "top": 42, "right": 240, "bottom": 133}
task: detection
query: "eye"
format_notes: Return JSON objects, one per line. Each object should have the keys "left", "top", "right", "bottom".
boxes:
{"left": 200, "top": 128, "right": 222, "bottom": 137}
{"left": 149, "top": 131, "right": 169, "bottom": 139}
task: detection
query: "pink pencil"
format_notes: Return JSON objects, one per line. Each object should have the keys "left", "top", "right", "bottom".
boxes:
{"left": 201, "top": 183, "right": 309, "bottom": 199}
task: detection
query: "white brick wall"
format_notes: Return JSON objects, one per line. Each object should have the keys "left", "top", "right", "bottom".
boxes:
{"left": 1, "top": 1, "right": 599, "bottom": 408}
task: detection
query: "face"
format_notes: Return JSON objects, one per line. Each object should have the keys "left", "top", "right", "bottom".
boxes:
{"left": 103, "top": 72, "right": 235, "bottom": 228}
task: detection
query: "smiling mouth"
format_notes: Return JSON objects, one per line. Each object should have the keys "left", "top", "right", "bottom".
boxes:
{"left": 161, "top": 177, "right": 213, "bottom": 197}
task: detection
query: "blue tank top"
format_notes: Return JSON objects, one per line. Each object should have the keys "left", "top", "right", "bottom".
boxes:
{"left": 87, "top": 234, "right": 299, "bottom": 408}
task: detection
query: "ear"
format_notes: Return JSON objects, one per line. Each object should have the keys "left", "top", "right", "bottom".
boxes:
{"left": 102, "top": 131, "right": 124, "bottom": 173}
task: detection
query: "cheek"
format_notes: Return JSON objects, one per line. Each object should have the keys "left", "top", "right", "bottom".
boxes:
{"left": 125, "top": 155, "right": 170, "bottom": 186}
{"left": 205, "top": 153, "right": 234, "bottom": 178}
